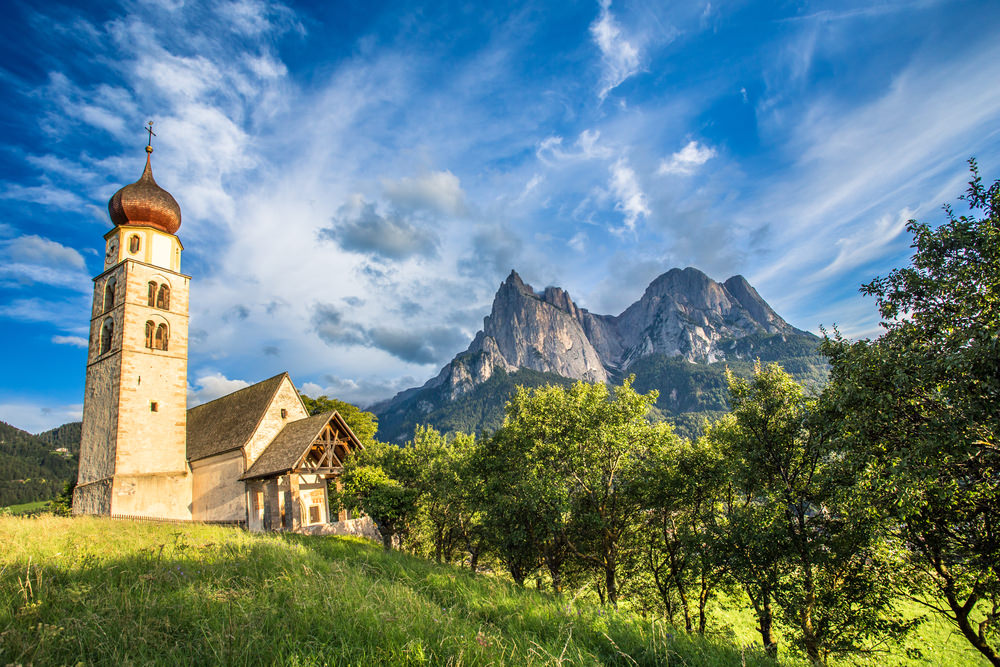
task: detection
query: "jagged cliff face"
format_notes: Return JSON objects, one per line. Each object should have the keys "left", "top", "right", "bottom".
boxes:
{"left": 415, "top": 266, "right": 803, "bottom": 401}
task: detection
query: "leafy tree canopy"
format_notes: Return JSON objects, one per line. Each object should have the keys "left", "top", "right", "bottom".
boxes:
{"left": 822, "top": 160, "right": 1000, "bottom": 665}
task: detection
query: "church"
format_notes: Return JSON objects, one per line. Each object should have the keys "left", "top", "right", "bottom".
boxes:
{"left": 72, "top": 133, "right": 367, "bottom": 534}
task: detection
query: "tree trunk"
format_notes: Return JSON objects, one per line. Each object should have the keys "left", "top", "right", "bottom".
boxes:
{"left": 675, "top": 578, "right": 692, "bottom": 633}
{"left": 947, "top": 589, "right": 1000, "bottom": 666}
{"left": 605, "top": 563, "right": 618, "bottom": 608}
{"left": 698, "top": 569, "right": 709, "bottom": 635}
{"left": 747, "top": 583, "right": 777, "bottom": 658}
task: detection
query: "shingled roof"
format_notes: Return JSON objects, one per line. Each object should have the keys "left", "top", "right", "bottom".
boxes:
{"left": 242, "top": 411, "right": 361, "bottom": 480}
{"left": 186, "top": 372, "right": 290, "bottom": 462}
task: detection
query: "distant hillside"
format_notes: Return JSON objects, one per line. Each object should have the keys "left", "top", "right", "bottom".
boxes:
{"left": 375, "top": 368, "right": 576, "bottom": 443}
{"left": 0, "top": 421, "right": 79, "bottom": 507}
{"left": 373, "top": 268, "right": 827, "bottom": 442}
{"left": 36, "top": 421, "right": 82, "bottom": 456}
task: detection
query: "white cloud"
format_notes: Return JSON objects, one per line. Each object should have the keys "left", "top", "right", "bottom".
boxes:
{"left": 812, "top": 208, "right": 912, "bottom": 283}
{"left": 537, "top": 129, "right": 614, "bottom": 165}
{"left": 52, "top": 335, "right": 88, "bottom": 347}
{"left": 188, "top": 372, "right": 251, "bottom": 407}
{"left": 0, "top": 184, "right": 90, "bottom": 211}
{"left": 658, "top": 140, "right": 717, "bottom": 175}
{"left": 569, "top": 232, "right": 588, "bottom": 252}
{"left": 609, "top": 158, "right": 650, "bottom": 232}
{"left": 1, "top": 234, "right": 86, "bottom": 269}
{"left": 382, "top": 170, "right": 467, "bottom": 217}
{"left": 0, "top": 235, "right": 91, "bottom": 291}
{"left": 0, "top": 297, "right": 89, "bottom": 327}
{"left": 0, "top": 402, "right": 83, "bottom": 434}
{"left": 590, "top": 0, "right": 642, "bottom": 100}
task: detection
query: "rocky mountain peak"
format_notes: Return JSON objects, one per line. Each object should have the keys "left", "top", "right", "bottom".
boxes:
{"left": 385, "top": 266, "right": 806, "bottom": 404}
{"left": 503, "top": 269, "right": 531, "bottom": 293}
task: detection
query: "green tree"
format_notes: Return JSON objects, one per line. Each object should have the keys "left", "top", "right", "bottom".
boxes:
{"left": 339, "top": 440, "right": 419, "bottom": 550}
{"left": 641, "top": 435, "right": 727, "bottom": 635}
{"left": 300, "top": 394, "right": 378, "bottom": 446}
{"left": 495, "top": 377, "right": 671, "bottom": 606}
{"left": 410, "top": 425, "right": 467, "bottom": 564}
{"left": 709, "top": 362, "right": 909, "bottom": 663}
{"left": 473, "top": 425, "right": 563, "bottom": 588}
{"left": 822, "top": 161, "right": 1000, "bottom": 665}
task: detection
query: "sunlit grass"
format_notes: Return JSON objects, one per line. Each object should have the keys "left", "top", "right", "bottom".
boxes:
{"left": 1, "top": 516, "right": 777, "bottom": 666}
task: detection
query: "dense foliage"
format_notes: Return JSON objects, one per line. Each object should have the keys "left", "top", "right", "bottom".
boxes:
{"left": 821, "top": 160, "right": 999, "bottom": 665}
{"left": 0, "top": 421, "right": 78, "bottom": 507}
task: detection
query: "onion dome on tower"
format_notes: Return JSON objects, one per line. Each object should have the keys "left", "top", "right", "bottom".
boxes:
{"left": 107, "top": 130, "right": 181, "bottom": 234}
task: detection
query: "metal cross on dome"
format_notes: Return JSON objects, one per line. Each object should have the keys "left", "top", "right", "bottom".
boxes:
{"left": 145, "top": 120, "right": 156, "bottom": 148}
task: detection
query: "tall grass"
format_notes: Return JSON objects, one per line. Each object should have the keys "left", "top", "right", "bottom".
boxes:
{"left": 1, "top": 516, "right": 774, "bottom": 666}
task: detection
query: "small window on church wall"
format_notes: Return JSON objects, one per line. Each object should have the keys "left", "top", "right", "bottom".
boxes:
{"left": 129, "top": 235, "right": 140, "bottom": 254}
{"left": 145, "top": 321, "right": 155, "bottom": 349}
{"left": 280, "top": 408, "right": 288, "bottom": 419}
{"left": 150, "top": 401, "right": 158, "bottom": 412}
{"left": 155, "top": 324, "right": 169, "bottom": 351}
{"left": 100, "top": 318, "right": 114, "bottom": 354}
{"left": 156, "top": 284, "right": 170, "bottom": 310}
{"left": 147, "top": 281, "right": 157, "bottom": 307}
{"left": 309, "top": 505, "right": 321, "bottom": 524}
{"left": 103, "top": 278, "right": 116, "bottom": 312}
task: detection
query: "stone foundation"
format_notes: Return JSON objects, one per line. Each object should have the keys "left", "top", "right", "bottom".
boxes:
{"left": 298, "top": 516, "right": 381, "bottom": 543}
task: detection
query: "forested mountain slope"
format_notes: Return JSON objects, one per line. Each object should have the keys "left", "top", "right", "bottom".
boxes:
{"left": 373, "top": 268, "right": 826, "bottom": 442}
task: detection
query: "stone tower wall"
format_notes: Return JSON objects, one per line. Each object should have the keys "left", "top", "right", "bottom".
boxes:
{"left": 76, "top": 225, "right": 193, "bottom": 520}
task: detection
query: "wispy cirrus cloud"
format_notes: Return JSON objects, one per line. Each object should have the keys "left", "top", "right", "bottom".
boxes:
{"left": 609, "top": 158, "right": 649, "bottom": 233}
{"left": 590, "top": 0, "right": 642, "bottom": 100}
{"left": 658, "top": 141, "right": 717, "bottom": 175}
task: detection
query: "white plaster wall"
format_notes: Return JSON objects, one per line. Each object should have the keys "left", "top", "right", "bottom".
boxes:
{"left": 244, "top": 377, "right": 309, "bottom": 467}
{"left": 191, "top": 449, "right": 247, "bottom": 522}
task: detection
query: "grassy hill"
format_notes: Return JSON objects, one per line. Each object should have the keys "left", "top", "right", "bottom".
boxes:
{"left": 1, "top": 516, "right": 988, "bottom": 665}
{"left": 1, "top": 515, "right": 780, "bottom": 666}
{"left": 0, "top": 421, "right": 79, "bottom": 507}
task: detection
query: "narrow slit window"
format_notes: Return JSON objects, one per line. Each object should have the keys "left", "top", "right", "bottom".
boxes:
{"left": 150, "top": 401, "right": 158, "bottom": 412}
{"left": 103, "top": 278, "right": 116, "bottom": 312}
{"left": 155, "top": 323, "right": 168, "bottom": 351}
{"left": 280, "top": 408, "right": 288, "bottom": 419}
{"left": 145, "top": 321, "right": 155, "bottom": 349}
{"left": 129, "top": 235, "right": 140, "bottom": 253}
{"left": 147, "top": 281, "right": 157, "bottom": 307}
{"left": 100, "top": 317, "right": 114, "bottom": 354}
{"left": 156, "top": 284, "right": 170, "bottom": 310}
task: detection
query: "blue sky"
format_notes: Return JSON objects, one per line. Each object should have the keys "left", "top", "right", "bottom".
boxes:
{"left": 2, "top": 0, "right": 999, "bottom": 432}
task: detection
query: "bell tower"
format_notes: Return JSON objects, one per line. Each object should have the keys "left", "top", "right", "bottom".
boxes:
{"left": 74, "top": 125, "right": 192, "bottom": 519}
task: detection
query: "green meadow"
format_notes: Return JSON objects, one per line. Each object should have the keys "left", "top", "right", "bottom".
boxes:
{"left": 0, "top": 516, "right": 987, "bottom": 666}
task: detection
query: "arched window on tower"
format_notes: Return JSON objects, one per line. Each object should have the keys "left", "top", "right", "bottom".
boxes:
{"left": 156, "top": 284, "right": 170, "bottom": 310}
{"left": 129, "top": 235, "right": 141, "bottom": 254}
{"left": 155, "top": 323, "right": 169, "bottom": 351}
{"left": 148, "top": 281, "right": 157, "bottom": 307}
{"left": 103, "top": 278, "right": 116, "bottom": 312}
{"left": 100, "top": 317, "right": 114, "bottom": 355}
{"left": 145, "top": 321, "right": 155, "bottom": 349}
